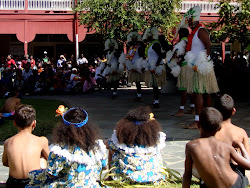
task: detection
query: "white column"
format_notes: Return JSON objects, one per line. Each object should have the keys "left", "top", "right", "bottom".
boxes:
{"left": 75, "top": 33, "right": 79, "bottom": 60}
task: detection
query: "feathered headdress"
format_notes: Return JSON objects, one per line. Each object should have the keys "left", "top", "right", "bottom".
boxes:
{"left": 127, "top": 32, "right": 142, "bottom": 43}
{"left": 142, "top": 27, "right": 159, "bottom": 41}
{"left": 175, "top": 6, "right": 201, "bottom": 38}
{"left": 104, "top": 39, "right": 118, "bottom": 51}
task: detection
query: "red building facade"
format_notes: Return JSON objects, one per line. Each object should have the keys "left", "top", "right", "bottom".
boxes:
{"left": 0, "top": 0, "right": 235, "bottom": 60}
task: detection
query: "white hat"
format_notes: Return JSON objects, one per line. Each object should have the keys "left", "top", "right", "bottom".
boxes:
{"left": 175, "top": 6, "right": 201, "bottom": 38}
{"left": 142, "top": 27, "right": 159, "bottom": 41}
{"left": 104, "top": 39, "right": 118, "bottom": 51}
{"left": 44, "top": 51, "right": 47, "bottom": 54}
{"left": 127, "top": 32, "right": 142, "bottom": 43}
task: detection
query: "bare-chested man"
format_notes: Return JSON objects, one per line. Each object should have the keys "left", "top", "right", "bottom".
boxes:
{"left": 2, "top": 104, "right": 49, "bottom": 187}
{"left": 183, "top": 107, "right": 250, "bottom": 188}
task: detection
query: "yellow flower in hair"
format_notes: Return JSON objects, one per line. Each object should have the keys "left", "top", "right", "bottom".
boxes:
{"left": 55, "top": 105, "right": 68, "bottom": 116}
{"left": 149, "top": 113, "right": 155, "bottom": 120}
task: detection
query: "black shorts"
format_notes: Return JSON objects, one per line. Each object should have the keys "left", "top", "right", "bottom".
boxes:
{"left": 6, "top": 175, "right": 30, "bottom": 188}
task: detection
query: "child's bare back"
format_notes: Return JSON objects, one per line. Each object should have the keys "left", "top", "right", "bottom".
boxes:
{"left": 185, "top": 137, "right": 239, "bottom": 188}
{"left": 1, "top": 96, "right": 20, "bottom": 113}
{"left": 2, "top": 104, "right": 49, "bottom": 186}
{"left": 214, "top": 94, "right": 250, "bottom": 154}
{"left": 215, "top": 121, "right": 250, "bottom": 154}
{"left": 3, "top": 132, "right": 49, "bottom": 179}
{"left": 183, "top": 107, "right": 250, "bottom": 188}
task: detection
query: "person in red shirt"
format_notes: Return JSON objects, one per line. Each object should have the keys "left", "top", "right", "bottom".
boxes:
{"left": 30, "top": 55, "right": 36, "bottom": 69}
{"left": 21, "top": 54, "right": 30, "bottom": 69}
{"left": 6, "top": 55, "right": 17, "bottom": 69}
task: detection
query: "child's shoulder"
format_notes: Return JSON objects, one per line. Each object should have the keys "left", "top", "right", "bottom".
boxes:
{"left": 30, "top": 135, "right": 49, "bottom": 145}
{"left": 225, "top": 122, "right": 247, "bottom": 135}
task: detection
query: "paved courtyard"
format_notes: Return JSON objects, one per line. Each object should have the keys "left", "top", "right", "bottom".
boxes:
{"left": 0, "top": 87, "right": 249, "bottom": 184}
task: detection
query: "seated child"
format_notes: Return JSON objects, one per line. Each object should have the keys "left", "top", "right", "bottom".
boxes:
{"left": 27, "top": 106, "right": 107, "bottom": 187}
{"left": 214, "top": 94, "right": 250, "bottom": 181}
{"left": 2, "top": 104, "right": 49, "bottom": 188}
{"left": 106, "top": 106, "right": 166, "bottom": 184}
{"left": 182, "top": 107, "right": 250, "bottom": 188}
{"left": 214, "top": 94, "right": 250, "bottom": 154}
{"left": 0, "top": 90, "right": 21, "bottom": 114}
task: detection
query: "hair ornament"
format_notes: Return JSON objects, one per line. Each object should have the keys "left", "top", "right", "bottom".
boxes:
{"left": 104, "top": 39, "right": 118, "bottom": 51}
{"left": 149, "top": 113, "right": 155, "bottom": 121}
{"left": 142, "top": 27, "right": 159, "bottom": 41}
{"left": 127, "top": 32, "right": 142, "bottom": 43}
{"left": 133, "top": 121, "right": 144, "bottom": 126}
{"left": 55, "top": 105, "right": 68, "bottom": 117}
{"left": 62, "top": 107, "right": 88, "bottom": 128}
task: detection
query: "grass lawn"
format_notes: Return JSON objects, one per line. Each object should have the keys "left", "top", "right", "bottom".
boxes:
{"left": 0, "top": 98, "right": 65, "bottom": 142}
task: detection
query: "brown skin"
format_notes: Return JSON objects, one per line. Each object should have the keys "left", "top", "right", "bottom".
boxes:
{"left": 186, "top": 21, "right": 212, "bottom": 129}
{"left": 215, "top": 108, "right": 250, "bottom": 155}
{"left": 1, "top": 96, "right": 21, "bottom": 113}
{"left": 183, "top": 126, "right": 250, "bottom": 188}
{"left": 2, "top": 120, "right": 49, "bottom": 179}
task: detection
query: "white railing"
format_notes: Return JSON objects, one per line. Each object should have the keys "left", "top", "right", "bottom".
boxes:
{"left": 28, "top": 0, "right": 73, "bottom": 11}
{"left": 179, "top": 1, "right": 239, "bottom": 13}
{"left": 0, "top": 0, "right": 240, "bottom": 13}
{"left": 0, "top": 0, "right": 24, "bottom": 10}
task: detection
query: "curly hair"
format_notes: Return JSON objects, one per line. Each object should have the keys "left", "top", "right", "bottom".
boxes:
{"left": 115, "top": 106, "right": 162, "bottom": 147}
{"left": 52, "top": 108, "right": 98, "bottom": 153}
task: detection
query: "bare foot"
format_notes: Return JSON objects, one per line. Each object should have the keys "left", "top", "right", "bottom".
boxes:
{"left": 184, "top": 121, "right": 198, "bottom": 129}
{"left": 172, "top": 110, "right": 184, "bottom": 117}
{"left": 184, "top": 108, "right": 195, "bottom": 115}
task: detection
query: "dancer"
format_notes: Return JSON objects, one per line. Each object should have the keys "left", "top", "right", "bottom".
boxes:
{"left": 125, "top": 31, "right": 145, "bottom": 101}
{"left": 143, "top": 27, "right": 166, "bottom": 108}
{"left": 182, "top": 6, "right": 219, "bottom": 128}
{"left": 101, "top": 39, "right": 123, "bottom": 99}
{"left": 167, "top": 28, "right": 195, "bottom": 116}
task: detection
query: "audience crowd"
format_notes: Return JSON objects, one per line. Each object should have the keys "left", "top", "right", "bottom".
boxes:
{"left": 0, "top": 50, "right": 249, "bottom": 99}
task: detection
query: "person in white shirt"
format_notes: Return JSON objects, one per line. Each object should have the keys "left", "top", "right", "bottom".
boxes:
{"left": 57, "top": 55, "right": 66, "bottom": 68}
{"left": 77, "top": 54, "right": 88, "bottom": 65}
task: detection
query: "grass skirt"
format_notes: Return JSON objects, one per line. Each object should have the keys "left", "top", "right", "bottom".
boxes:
{"left": 145, "top": 70, "right": 167, "bottom": 87}
{"left": 128, "top": 71, "right": 145, "bottom": 83}
{"left": 177, "top": 65, "right": 193, "bottom": 93}
{"left": 106, "top": 73, "right": 121, "bottom": 83}
{"left": 192, "top": 68, "right": 219, "bottom": 94}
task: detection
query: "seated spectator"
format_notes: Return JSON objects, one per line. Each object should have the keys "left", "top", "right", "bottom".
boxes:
{"left": 2, "top": 104, "right": 49, "bottom": 188}
{"left": 21, "top": 54, "right": 30, "bottom": 69}
{"left": 105, "top": 106, "right": 166, "bottom": 185}
{"left": 30, "top": 55, "right": 36, "bottom": 69}
{"left": 70, "top": 68, "right": 81, "bottom": 88}
{"left": 182, "top": 107, "right": 250, "bottom": 188}
{"left": 77, "top": 53, "right": 88, "bottom": 65}
{"left": 0, "top": 90, "right": 20, "bottom": 114}
{"left": 34, "top": 78, "right": 45, "bottom": 94}
{"left": 22, "top": 65, "right": 33, "bottom": 95}
{"left": 53, "top": 71, "right": 66, "bottom": 93}
{"left": 57, "top": 55, "right": 66, "bottom": 68}
{"left": 6, "top": 55, "right": 17, "bottom": 70}
{"left": 13, "top": 75, "right": 24, "bottom": 94}
{"left": 82, "top": 76, "right": 95, "bottom": 94}
{"left": 27, "top": 106, "right": 107, "bottom": 187}
{"left": 214, "top": 94, "right": 250, "bottom": 182}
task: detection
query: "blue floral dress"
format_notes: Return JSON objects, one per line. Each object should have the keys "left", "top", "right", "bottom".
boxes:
{"left": 108, "top": 130, "right": 166, "bottom": 184}
{"left": 26, "top": 140, "right": 107, "bottom": 188}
